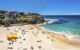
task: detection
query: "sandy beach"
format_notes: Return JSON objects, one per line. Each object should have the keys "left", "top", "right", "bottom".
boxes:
{"left": 0, "top": 25, "right": 80, "bottom": 50}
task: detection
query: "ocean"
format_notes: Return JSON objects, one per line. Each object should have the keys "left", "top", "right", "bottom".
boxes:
{"left": 41, "top": 15, "right": 80, "bottom": 39}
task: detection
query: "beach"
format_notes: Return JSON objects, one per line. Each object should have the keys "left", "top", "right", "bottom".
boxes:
{"left": 0, "top": 25, "right": 80, "bottom": 50}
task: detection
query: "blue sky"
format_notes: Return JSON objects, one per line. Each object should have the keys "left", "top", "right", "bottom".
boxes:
{"left": 0, "top": 0, "right": 80, "bottom": 15}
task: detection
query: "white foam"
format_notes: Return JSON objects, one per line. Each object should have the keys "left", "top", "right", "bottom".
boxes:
{"left": 37, "top": 25, "right": 80, "bottom": 40}
{"left": 45, "top": 18, "right": 59, "bottom": 24}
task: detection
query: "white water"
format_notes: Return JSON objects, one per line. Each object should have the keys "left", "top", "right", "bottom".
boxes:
{"left": 45, "top": 19, "right": 59, "bottom": 24}
{"left": 37, "top": 18, "right": 80, "bottom": 40}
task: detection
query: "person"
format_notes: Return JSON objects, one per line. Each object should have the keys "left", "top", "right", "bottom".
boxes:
{"left": 21, "top": 29, "right": 26, "bottom": 36}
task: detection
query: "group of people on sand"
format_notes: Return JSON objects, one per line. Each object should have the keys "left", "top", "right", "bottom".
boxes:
{"left": 6, "top": 25, "right": 43, "bottom": 50}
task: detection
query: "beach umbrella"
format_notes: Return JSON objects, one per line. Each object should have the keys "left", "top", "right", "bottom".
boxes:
{"left": 7, "top": 33, "right": 18, "bottom": 41}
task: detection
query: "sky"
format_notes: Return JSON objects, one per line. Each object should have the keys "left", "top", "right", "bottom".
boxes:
{"left": 0, "top": 0, "right": 80, "bottom": 15}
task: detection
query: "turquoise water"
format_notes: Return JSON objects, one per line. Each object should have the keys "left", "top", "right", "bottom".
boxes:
{"left": 42, "top": 15, "right": 80, "bottom": 38}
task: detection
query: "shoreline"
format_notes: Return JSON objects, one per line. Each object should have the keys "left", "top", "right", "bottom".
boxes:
{"left": 0, "top": 24, "right": 80, "bottom": 50}
{"left": 36, "top": 25, "right": 80, "bottom": 47}
{"left": 38, "top": 18, "right": 80, "bottom": 40}
{"left": 38, "top": 25, "right": 80, "bottom": 40}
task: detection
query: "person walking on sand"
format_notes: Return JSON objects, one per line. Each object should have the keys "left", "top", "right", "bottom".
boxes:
{"left": 21, "top": 29, "right": 26, "bottom": 36}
